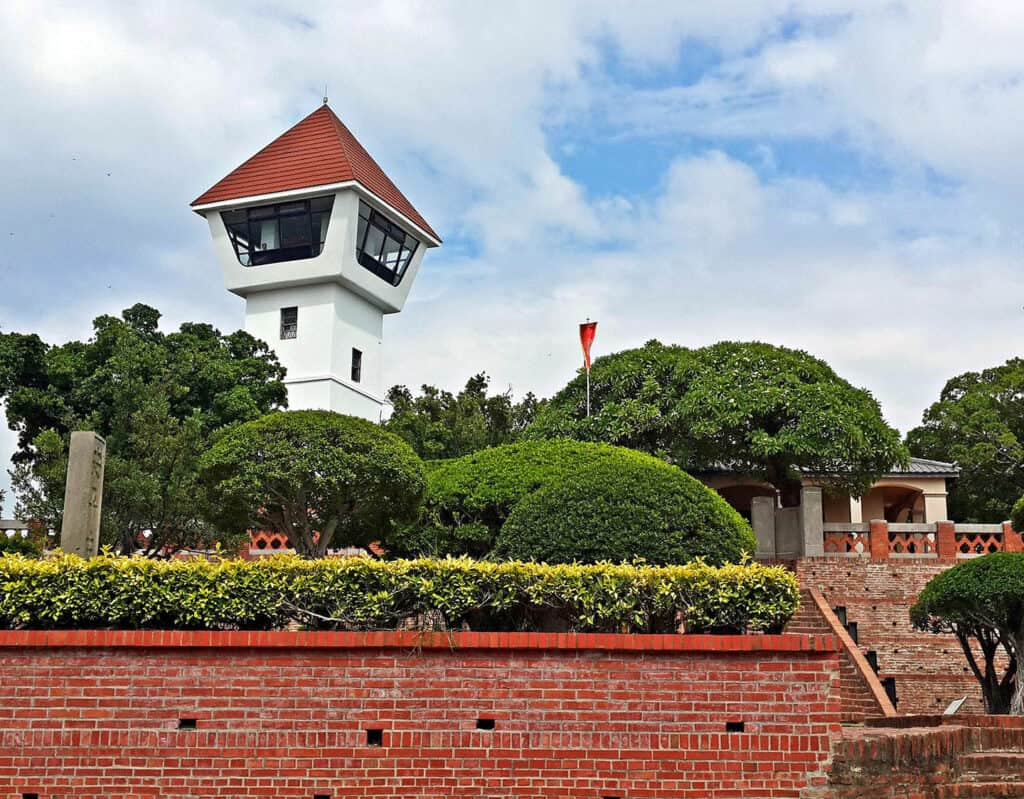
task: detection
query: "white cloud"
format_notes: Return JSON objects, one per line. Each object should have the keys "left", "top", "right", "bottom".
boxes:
{"left": 3, "top": 1, "right": 1024, "bottom": 513}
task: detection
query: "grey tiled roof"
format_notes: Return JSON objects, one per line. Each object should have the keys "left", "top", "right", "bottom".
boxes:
{"left": 885, "top": 457, "right": 959, "bottom": 477}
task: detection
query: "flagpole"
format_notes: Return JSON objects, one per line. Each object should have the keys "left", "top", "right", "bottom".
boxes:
{"left": 586, "top": 363, "right": 591, "bottom": 418}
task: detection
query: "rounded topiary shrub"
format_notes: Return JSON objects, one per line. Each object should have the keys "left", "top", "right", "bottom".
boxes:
{"left": 493, "top": 454, "right": 755, "bottom": 565}
{"left": 384, "top": 440, "right": 647, "bottom": 558}
{"left": 200, "top": 410, "right": 425, "bottom": 559}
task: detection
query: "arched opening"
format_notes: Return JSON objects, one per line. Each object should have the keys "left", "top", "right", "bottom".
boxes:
{"left": 862, "top": 484, "right": 925, "bottom": 523}
{"left": 715, "top": 484, "right": 777, "bottom": 522}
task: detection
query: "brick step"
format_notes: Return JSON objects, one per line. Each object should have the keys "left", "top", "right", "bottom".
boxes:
{"left": 938, "top": 782, "right": 1024, "bottom": 798}
{"left": 959, "top": 752, "right": 1024, "bottom": 781}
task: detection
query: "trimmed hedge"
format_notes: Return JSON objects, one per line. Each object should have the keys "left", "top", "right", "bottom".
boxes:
{"left": 387, "top": 440, "right": 639, "bottom": 557}
{"left": 387, "top": 439, "right": 754, "bottom": 562}
{"left": 0, "top": 554, "right": 798, "bottom": 635}
{"left": 494, "top": 457, "right": 755, "bottom": 565}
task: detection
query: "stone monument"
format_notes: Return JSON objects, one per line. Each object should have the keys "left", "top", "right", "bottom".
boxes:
{"left": 60, "top": 431, "right": 106, "bottom": 558}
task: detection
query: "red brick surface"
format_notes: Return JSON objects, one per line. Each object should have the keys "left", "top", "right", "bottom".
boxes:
{"left": 787, "top": 590, "right": 896, "bottom": 722}
{"left": 796, "top": 557, "right": 987, "bottom": 714}
{"left": 0, "top": 631, "right": 840, "bottom": 798}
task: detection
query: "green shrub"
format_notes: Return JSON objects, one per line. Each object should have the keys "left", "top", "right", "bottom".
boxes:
{"left": 911, "top": 552, "right": 1024, "bottom": 713}
{"left": 386, "top": 440, "right": 637, "bottom": 558}
{"left": 494, "top": 456, "right": 755, "bottom": 565}
{"left": 0, "top": 533, "right": 41, "bottom": 558}
{"left": 0, "top": 553, "right": 797, "bottom": 634}
{"left": 199, "top": 410, "right": 425, "bottom": 558}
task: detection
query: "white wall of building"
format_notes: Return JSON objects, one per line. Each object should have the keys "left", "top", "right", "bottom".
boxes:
{"left": 201, "top": 185, "right": 431, "bottom": 314}
{"left": 244, "top": 284, "right": 384, "bottom": 419}
{"left": 199, "top": 183, "right": 437, "bottom": 422}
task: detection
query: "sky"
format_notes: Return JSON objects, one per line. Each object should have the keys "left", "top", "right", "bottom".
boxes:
{"left": 2, "top": 1, "right": 1024, "bottom": 513}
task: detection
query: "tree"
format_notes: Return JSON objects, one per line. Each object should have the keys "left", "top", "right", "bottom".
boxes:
{"left": 383, "top": 373, "right": 541, "bottom": 460}
{"left": 199, "top": 410, "right": 426, "bottom": 558}
{"left": 528, "top": 340, "right": 907, "bottom": 506}
{"left": 0, "top": 304, "right": 287, "bottom": 554}
{"left": 910, "top": 553, "right": 1024, "bottom": 714}
{"left": 386, "top": 439, "right": 637, "bottom": 558}
{"left": 493, "top": 453, "right": 755, "bottom": 565}
{"left": 907, "top": 360, "right": 1024, "bottom": 522}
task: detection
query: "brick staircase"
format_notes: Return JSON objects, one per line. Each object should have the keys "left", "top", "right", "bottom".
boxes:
{"left": 830, "top": 722, "right": 1024, "bottom": 798}
{"left": 946, "top": 751, "right": 1024, "bottom": 797}
{"left": 788, "top": 588, "right": 896, "bottom": 723}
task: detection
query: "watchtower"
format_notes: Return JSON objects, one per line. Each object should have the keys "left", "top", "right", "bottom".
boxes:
{"left": 192, "top": 104, "right": 440, "bottom": 418}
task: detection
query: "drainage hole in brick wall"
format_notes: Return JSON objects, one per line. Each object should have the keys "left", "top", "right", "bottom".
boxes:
{"left": 22, "top": 793, "right": 39, "bottom": 799}
{"left": 725, "top": 721, "right": 745, "bottom": 733}
{"left": 178, "top": 718, "right": 197, "bottom": 730}
{"left": 366, "top": 728, "right": 384, "bottom": 747}
{"left": 476, "top": 718, "right": 496, "bottom": 730}
{"left": 313, "top": 794, "right": 331, "bottom": 799}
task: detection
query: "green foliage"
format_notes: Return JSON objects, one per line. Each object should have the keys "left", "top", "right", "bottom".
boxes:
{"left": 529, "top": 340, "right": 907, "bottom": 504}
{"left": 199, "top": 410, "right": 426, "bottom": 558}
{"left": 495, "top": 456, "right": 755, "bottom": 565}
{"left": 0, "top": 304, "right": 287, "bottom": 555}
{"left": 907, "top": 360, "right": 1024, "bottom": 522}
{"left": 0, "top": 533, "right": 42, "bottom": 558}
{"left": 1012, "top": 497, "right": 1024, "bottom": 535}
{"left": 384, "top": 373, "right": 542, "bottom": 460}
{"left": 911, "top": 553, "right": 1024, "bottom": 714}
{"left": 385, "top": 439, "right": 642, "bottom": 558}
{"left": 0, "top": 553, "right": 799, "bottom": 635}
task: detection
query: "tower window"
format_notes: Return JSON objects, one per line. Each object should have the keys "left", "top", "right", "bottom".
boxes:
{"left": 280, "top": 307, "right": 298, "bottom": 340}
{"left": 351, "top": 348, "right": 362, "bottom": 382}
{"left": 355, "top": 201, "right": 418, "bottom": 286}
{"left": 222, "top": 195, "right": 333, "bottom": 267}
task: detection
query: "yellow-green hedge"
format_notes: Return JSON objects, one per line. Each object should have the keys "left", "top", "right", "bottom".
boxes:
{"left": 0, "top": 554, "right": 798, "bottom": 634}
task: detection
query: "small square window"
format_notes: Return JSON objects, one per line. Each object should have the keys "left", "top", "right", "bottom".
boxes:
{"left": 351, "top": 348, "right": 362, "bottom": 383}
{"left": 280, "top": 307, "right": 298, "bottom": 340}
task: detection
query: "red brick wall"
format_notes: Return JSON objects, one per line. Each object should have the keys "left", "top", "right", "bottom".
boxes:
{"left": 0, "top": 630, "right": 840, "bottom": 799}
{"left": 796, "top": 557, "right": 986, "bottom": 715}
{"left": 787, "top": 590, "right": 896, "bottom": 723}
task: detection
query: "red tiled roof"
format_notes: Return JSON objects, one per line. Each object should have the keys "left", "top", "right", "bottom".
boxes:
{"left": 191, "top": 105, "right": 439, "bottom": 242}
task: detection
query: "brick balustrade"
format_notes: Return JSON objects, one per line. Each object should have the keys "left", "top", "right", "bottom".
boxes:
{"left": 822, "top": 519, "right": 1024, "bottom": 562}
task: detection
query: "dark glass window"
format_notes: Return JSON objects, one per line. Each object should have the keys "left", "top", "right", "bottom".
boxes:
{"left": 280, "top": 307, "right": 298, "bottom": 340}
{"left": 355, "top": 201, "right": 418, "bottom": 286}
{"left": 222, "top": 196, "right": 334, "bottom": 267}
{"left": 351, "top": 348, "right": 362, "bottom": 382}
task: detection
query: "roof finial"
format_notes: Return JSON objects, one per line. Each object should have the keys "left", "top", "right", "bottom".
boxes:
{"left": 323, "top": 82, "right": 329, "bottom": 106}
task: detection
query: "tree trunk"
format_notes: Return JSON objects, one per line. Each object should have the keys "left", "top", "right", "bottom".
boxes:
{"left": 1011, "top": 635, "right": 1024, "bottom": 714}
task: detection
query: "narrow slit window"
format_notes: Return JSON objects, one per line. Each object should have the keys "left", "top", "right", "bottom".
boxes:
{"left": 351, "top": 348, "right": 362, "bottom": 383}
{"left": 281, "top": 307, "right": 298, "bottom": 340}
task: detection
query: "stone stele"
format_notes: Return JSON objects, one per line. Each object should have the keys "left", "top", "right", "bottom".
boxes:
{"left": 60, "top": 431, "right": 106, "bottom": 558}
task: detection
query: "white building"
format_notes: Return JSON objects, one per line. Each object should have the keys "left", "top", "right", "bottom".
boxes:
{"left": 191, "top": 103, "right": 441, "bottom": 419}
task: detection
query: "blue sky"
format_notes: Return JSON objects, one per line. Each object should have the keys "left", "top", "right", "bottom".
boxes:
{"left": 3, "top": 1, "right": 1024, "bottom": 513}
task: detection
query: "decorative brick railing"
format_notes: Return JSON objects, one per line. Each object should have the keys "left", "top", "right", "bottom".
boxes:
{"left": 823, "top": 522, "right": 871, "bottom": 555}
{"left": 822, "top": 520, "right": 1022, "bottom": 562}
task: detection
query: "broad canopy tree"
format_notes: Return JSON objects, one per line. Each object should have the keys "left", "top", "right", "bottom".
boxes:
{"left": 528, "top": 340, "right": 907, "bottom": 506}
{"left": 199, "top": 410, "right": 425, "bottom": 558}
{"left": 0, "top": 304, "right": 288, "bottom": 555}
{"left": 907, "top": 359, "right": 1024, "bottom": 522}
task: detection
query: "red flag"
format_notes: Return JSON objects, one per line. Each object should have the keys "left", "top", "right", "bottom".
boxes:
{"left": 579, "top": 321, "right": 597, "bottom": 370}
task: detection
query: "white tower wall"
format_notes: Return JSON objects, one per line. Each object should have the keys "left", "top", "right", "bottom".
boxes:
{"left": 244, "top": 283, "right": 385, "bottom": 420}
{"left": 198, "top": 185, "right": 436, "bottom": 422}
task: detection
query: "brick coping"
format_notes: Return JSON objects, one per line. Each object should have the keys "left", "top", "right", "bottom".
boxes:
{"left": 0, "top": 629, "right": 838, "bottom": 652}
